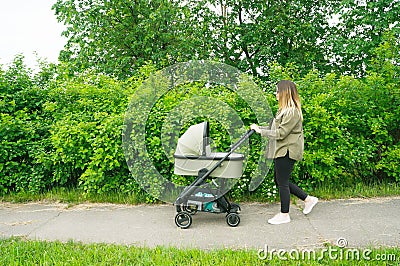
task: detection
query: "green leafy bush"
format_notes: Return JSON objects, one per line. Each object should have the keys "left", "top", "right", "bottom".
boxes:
{"left": 0, "top": 56, "right": 53, "bottom": 193}
{"left": 44, "top": 72, "right": 133, "bottom": 194}
{"left": 1, "top": 44, "right": 399, "bottom": 201}
{"left": 289, "top": 70, "right": 399, "bottom": 190}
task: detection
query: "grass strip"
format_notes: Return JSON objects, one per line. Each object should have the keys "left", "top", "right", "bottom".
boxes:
{"left": 0, "top": 237, "right": 399, "bottom": 266}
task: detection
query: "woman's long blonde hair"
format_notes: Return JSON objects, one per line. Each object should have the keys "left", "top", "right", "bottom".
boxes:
{"left": 276, "top": 80, "right": 303, "bottom": 121}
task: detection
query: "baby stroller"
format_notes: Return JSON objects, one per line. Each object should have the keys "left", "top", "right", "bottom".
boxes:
{"left": 174, "top": 122, "right": 254, "bottom": 228}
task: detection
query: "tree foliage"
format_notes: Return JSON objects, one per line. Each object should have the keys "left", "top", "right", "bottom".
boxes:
{"left": 53, "top": 0, "right": 400, "bottom": 78}
{"left": 197, "top": 0, "right": 340, "bottom": 77}
{"left": 328, "top": 0, "right": 400, "bottom": 76}
{"left": 53, "top": 0, "right": 211, "bottom": 79}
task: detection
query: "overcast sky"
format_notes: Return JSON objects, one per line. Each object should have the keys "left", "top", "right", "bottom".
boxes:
{"left": 0, "top": 0, "right": 66, "bottom": 70}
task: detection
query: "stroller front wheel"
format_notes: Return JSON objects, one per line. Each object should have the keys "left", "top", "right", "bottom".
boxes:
{"left": 175, "top": 211, "right": 192, "bottom": 229}
{"left": 226, "top": 213, "right": 240, "bottom": 227}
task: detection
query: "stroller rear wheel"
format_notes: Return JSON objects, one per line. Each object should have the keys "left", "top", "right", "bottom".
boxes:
{"left": 175, "top": 211, "right": 192, "bottom": 229}
{"left": 226, "top": 213, "right": 240, "bottom": 227}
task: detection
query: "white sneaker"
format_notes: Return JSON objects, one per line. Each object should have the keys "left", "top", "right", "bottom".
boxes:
{"left": 268, "top": 213, "right": 290, "bottom": 225}
{"left": 303, "top": 196, "right": 318, "bottom": 215}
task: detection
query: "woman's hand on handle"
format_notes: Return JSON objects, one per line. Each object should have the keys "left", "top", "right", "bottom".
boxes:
{"left": 250, "top": 124, "right": 261, "bottom": 134}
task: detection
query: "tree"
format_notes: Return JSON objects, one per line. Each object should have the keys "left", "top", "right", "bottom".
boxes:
{"left": 328, "top": 0, "right": 400, "bottom": 76}
{"left": 192, "top": 0, "right": 341, "bottom": 78}
{"left": 54, "top": 0, "right": 345, "bottom": 79}
{"left": 53, "top": 0, "right": 399, "bottom": 79}
{"left": 52, "top": 0, "right": 212, "bottom": 79}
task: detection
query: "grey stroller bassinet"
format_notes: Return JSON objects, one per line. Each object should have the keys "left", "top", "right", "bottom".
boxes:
{"left": 173, "top": 122, "right": 254, "bottom": 228}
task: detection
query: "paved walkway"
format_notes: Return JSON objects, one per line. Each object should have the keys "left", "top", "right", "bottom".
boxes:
{"left": 1, "top": 197, "right": 399, "bottom": 250}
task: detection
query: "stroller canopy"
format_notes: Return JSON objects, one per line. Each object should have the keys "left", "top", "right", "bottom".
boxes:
{"left": 175, "top": 122, "right": 211, "bottom": 157}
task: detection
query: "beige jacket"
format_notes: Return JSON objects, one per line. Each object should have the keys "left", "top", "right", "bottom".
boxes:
{"left": 259, "top": 108, "right": 304, "bottom": 161}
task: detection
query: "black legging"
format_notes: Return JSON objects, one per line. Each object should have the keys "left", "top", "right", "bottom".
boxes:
{"left": 274, "top": 152, "right": 308, "bottom": 213}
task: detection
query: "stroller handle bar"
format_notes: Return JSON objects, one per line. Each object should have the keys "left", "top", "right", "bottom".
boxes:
{"left": 229, "top": 129, "right": 255, "bottom": 152}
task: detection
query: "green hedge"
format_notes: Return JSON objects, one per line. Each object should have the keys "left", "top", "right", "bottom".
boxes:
{"left": 1, "top": 51, "right": 399, "bottom": 200}
{"left": 298, "top": 72, "right": 400, "bottom": 187}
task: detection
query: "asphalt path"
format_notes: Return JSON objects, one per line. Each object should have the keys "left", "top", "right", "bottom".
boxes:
{"left": 1, "top": 197, "right": 399, "bottom": 250}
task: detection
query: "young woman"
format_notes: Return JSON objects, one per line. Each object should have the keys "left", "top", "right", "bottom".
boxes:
{"left": 251, "top": 80, "right": 318, "bottom": 225}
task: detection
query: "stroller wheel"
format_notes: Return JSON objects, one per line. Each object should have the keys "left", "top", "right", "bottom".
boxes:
{"left": 175, "top": 212, "right": 192, "bottom": 229}
{"left": 226, "top": 213, "right": 240, "bottom": 227}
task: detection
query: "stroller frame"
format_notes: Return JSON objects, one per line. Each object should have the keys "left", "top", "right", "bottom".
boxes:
{"left": 174, "top": 127, "right": 254, "bottom": 229}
